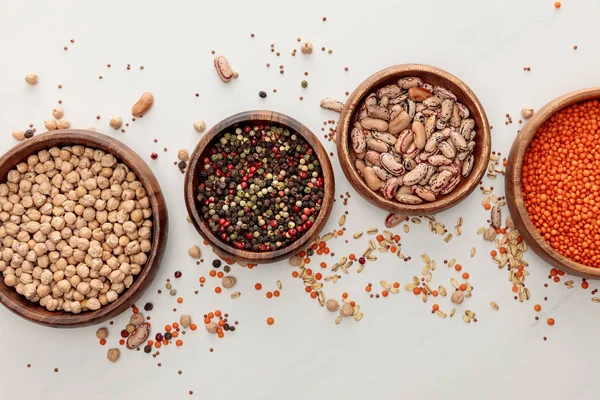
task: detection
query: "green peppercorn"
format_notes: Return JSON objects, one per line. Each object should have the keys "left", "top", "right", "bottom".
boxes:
{"left": 169, "top": 289, "right": 177, "bottom": 296}
{"left": 224, "top": 265, "right": 231, "bottom": 273}
{"left": 301, "top": 80, "right": 308, "bottom": 88}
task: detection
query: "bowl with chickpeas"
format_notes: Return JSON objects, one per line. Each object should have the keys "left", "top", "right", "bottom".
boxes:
{"left": 0, "top": 129, "right": 168, "bottom": 327}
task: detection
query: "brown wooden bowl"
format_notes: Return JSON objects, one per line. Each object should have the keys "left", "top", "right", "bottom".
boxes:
{"left": 506, "top": 87, "right": 600, "bottom": 278}
{"left": 337, "top": 64, "right": 491, "bottom": 215}
{"left": 184, "top": 111, "right": 335, "bottom": 264}
{"left": 0, "top": 129, "right": 168, "bottom": 327}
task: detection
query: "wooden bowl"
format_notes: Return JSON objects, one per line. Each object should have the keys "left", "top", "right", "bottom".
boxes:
{"left": 0, "top": 129, "right": 169, "bottom": 327}
{"left": 506, "top": 87, "right": 600, "bottom": 278}
{"left": 337, "top": 64, "right": 491, "bottom": 215}
{"left": 184, "top": 110, "right": 335, "bottom": 264}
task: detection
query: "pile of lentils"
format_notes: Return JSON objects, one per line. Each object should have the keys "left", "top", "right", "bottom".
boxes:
{"left": 196, "top": 124, "right": 325, "bottom": 251}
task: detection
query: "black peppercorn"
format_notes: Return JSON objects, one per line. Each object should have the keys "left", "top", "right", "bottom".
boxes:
{"left": 164, "top": 332, "right": 173, "bottom": 340}
{"left": 229, "top": 326, "right": 235, "bottom": 332}
{"left": 144, "top": 345, "right": 152, "bottom": 353}
{"left": 144, "top": 303, "right": 153, "bottom": 311}
{"left": 24, "top": 129, "right": 34, "bottom": 139}
{"left": 212, "top": 260, "right": 221, "bottom": 268}
{"left": 259, "top": 91, "right": 267, "bottom": 98}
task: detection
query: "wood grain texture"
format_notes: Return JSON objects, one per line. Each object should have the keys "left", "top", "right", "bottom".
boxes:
{"left": 336, "top": 64, "right": 491, "bottom": 215}
{"left": 506, "top": 87, "right": 600, "bottom": 278}
{"left": 0, "top": 129, "right": 169, "bottom": 327}
{"left": 184, "top": 111, "right": 335, "bottom": 264}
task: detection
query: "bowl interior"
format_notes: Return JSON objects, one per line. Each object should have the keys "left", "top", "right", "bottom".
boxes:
{"left": 338, "top": 64, "right": 491, "bottom": 214}
{"left": 506, "top": 88, "right": 600, "bottom": 277}
{"left": 185, "top": 111, "right": 335, "bottom": 263}
{"left": 0, "top": 130, "right": 167, "bottom": 327}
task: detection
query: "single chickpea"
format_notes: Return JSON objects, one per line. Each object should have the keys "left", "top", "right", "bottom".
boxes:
{"left": 86, "top": 298, "right": 101, "bottom": 311}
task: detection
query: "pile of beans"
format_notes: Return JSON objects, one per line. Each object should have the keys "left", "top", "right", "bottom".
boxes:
{"left": 0, "top": 146, "right": 153, "bottom": 312}
{"left": 350, "top": 77, "right": 477, "bottom": 204}
{"left": 522, "top": 99, "right": 600, "bottom": 267}
{"left": 196, "top": 124, "right": 324, "bottom": 252}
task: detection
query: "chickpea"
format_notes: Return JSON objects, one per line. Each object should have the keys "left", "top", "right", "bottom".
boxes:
{"left": 0, "top": 146, "right": 152, "bottom": 313}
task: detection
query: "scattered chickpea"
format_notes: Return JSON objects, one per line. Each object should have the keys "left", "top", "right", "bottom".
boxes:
{"left": 177, "top": 149, "right": 189, "bottom": 162}
{"left": 339, "top": 303, "right": 353, "bottom": 317}
{"left": 188, "top": 245, "right": 201, "bottom": 259}
{"left": 25, "top": 73, "right": 38, "bottom": 85}
{"left": 325, "top": 299, "right": 339, "bottom": 312}
{"left": 109, "top": 116, "right": 123, "bottom": 130}
{"left": 193, "top": 120, "right": 206, "bottom": 133}
{"left": 222, "top": 276, "right": 236, "bottom": 289}
{"left": 52, "top": 107, "right": 64, "bottom": 119}
{"left": 12, "top": 130, "right": 25, "bottom": 141}
{"left": 521, "top": 107, "right": 534, "bottom": 119}
{"left": 180, "top": 314, "right": 192, "bottom": 328}
{"left": 107, "top": 348, "right": 120, "bottom": 363}
{"left": 56, "top": 119, "right": 70, "bottom": 129}
{"left": 301, "top": 42, "right": 313, "bottom": 55}
{"left": 96, "top": 327, "right": 109, "bottom": 340}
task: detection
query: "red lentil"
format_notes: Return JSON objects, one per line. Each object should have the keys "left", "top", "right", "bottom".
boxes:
{"left": 522, "top": 100, "right": 600, "bottom": 267}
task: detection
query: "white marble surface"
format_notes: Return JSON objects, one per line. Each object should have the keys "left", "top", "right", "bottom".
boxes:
{"left": 1, "top": 0, "right": 600, "bottom": 399}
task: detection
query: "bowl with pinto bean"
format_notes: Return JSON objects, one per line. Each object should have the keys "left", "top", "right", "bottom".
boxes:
{"left": 0, "top": 130, "right": 168, "bottom": 327}
{"left": 337, "top": 64, "right": 491, "bottom": 215}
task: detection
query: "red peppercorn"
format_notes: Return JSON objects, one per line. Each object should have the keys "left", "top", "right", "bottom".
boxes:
{"left": 120, "top": 330, "right": 129, "bottom": 338}
{"left": 155, "top": 333, "right": 164, "bottom": 342}
{"left": 358, "top": 257, "right": 366, "bottom": 265}
{"left": 150, "top": 153, "right": 158, "bottom": 160}
{"left": 174, "top": 271, "right": 182, "bottom": 278}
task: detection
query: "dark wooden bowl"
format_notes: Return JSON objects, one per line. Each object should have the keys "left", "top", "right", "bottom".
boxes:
{"left": 184, "top": 111, "right": 335, "bottom": 264}
{"left": 506, "top": 87, "right": 600, "bottom": 278}
{"left": 0, "top": 129, "right": 168, "bottom": 327}
{"left": 337, "top": 64, "right": 491, "bottom": 215}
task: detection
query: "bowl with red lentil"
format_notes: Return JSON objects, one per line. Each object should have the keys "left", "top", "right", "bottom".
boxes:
{"left": 337, "top": 64, "right": 491, "bottom": 215}
{"left": 506, "top": 87, "right": 600, "bottom": 277}
{"left": 184, "top": 111, "right": 335, "bottom": 264}
{"left": 0, "top": 130, "right": 168, "bottom": 327}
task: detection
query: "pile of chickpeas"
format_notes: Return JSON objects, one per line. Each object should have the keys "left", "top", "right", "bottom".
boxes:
{"left": 0, "top": 145, "right": 153, "bottom": 313}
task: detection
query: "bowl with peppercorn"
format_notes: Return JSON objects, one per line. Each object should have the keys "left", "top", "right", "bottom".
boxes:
{"left": 337, "top": 64, "right": 491, "bottom": 215}
{"left": 0, "top": 129, "right": 168, "bottom": 327}
{"left": 184, "top": 111, "right": 335, "bottom": 263}
{"left": 506, "top": 87, "right": 600, "bottom": 278}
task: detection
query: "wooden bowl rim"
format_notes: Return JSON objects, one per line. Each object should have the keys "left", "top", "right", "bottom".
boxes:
{"left": 184, "top": 110, "right": 335, "bottom": 263}
{"left": 337, "top": 63, "right": 491, "bottom": 214}
{"left": 0, "top": 129, "right": 168, "bottom": 327}
{"left": 506, "top": 87, "right": 600, "bottom": 277}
